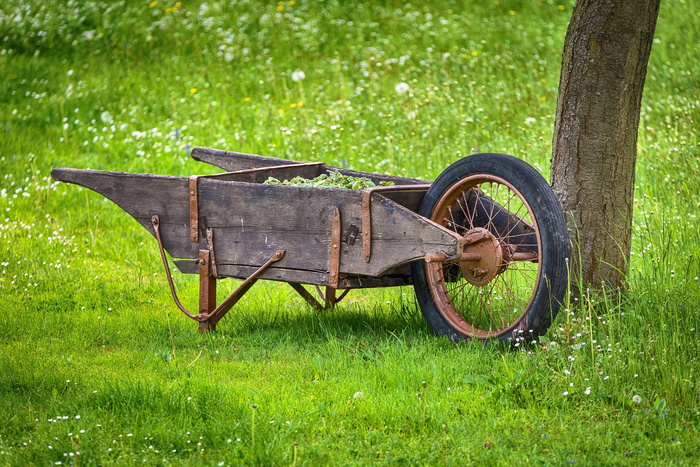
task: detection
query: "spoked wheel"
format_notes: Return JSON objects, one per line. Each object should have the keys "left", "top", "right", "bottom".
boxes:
{"left": 412, "top": 153, "right": 569, "bottom": 343}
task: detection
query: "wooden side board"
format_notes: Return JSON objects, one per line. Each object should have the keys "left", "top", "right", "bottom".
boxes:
{"left": 191, "top": 147, "right": 428, "bottom": 187}
{"left": 51, "top": 168, "right": 459, "bottom": 287}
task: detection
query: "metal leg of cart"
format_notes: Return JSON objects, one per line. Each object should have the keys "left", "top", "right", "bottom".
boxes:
{"left": 152, "top": 214, "right": 285, "bottom": 332}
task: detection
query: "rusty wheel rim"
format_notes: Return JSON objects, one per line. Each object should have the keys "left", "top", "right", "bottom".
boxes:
{"left": 425, "top": 174, "right": 542, "bottom": 339}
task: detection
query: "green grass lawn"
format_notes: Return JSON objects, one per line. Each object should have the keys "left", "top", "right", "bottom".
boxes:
{"left": 1, "top": 0, "right": 699, "bottom": 464}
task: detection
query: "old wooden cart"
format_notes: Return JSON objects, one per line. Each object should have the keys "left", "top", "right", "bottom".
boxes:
{"left": 51, "top": 148, "right": 569, "bottom": 343}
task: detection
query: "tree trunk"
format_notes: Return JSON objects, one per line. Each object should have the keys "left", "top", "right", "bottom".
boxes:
{"left": 551, "top": 0, "right": 660, "bottom": 289}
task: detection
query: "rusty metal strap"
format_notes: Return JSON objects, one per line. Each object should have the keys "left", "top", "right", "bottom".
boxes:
{"left": 329, "top": 207, "right": 341, "bottom": 288}
{"left": 189, "top": 175, "right": 200, "bottom": 243}
{"left": 362, "top": 190, "right": 372, "bottom": 263}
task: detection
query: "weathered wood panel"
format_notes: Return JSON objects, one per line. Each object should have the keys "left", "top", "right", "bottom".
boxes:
{"left": 51, "top": 168, "right": 459, "bottom": 284}
{"left": 51, "top": 168, "right": 205, "bottom": 258}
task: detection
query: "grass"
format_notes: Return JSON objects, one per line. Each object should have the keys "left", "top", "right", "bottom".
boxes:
{"left": 1, "top": 0, "right": 699, "bottom": 464}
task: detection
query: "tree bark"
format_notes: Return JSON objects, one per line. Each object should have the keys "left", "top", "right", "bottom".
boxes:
{"left": 551, "top": 0, "right": 660, "bottom": 289}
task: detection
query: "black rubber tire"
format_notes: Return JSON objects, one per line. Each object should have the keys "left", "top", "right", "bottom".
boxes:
{"left": 412, "top": 153, "right": 569, "bottom": 343}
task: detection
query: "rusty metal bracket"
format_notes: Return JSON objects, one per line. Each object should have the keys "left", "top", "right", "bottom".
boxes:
{"left": 189, "top": 175, "right": 200, "bottom": 243}
{"left": 329, "top": 207, "right": 341, "bottom": 288}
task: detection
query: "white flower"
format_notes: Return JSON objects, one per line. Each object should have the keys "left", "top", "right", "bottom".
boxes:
{"left": 584, "top": 387, "right": 591, "bottom": 395}
{"left": 352, "top": 391, "right": 364, "bottom": 399}
{"left": 395, "top": 82, "right": 410, "bottom": 94}
{"left": 632, "top": 395, "right": 642, "bottom": 404}
{"left": 100, "top": 111, "right": 113, "bottom": 124}
{"left": 524, "top": 117, "right": 536, "bottom": 125}
{"left": 291, "top": 69, "right": 305, "bottom": 82}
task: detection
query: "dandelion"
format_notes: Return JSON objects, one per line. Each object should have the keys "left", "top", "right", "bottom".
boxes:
{"left": 353, "top": 391, "right": 364, "bottom": 399}
{"left": 291, "top": 69, "right": 305, "bottom": 82}
{"left": 149, "top": 0, "right": 158, "bottom": 8}
{"left": 471, "top": 51, "right": 478, "bottom": 57}
{"left": 278, "top": 109, "right": 284, "bottom": 114}
{"left": 190, "top": 88, "right": 197, "bottom": 94}
{"left": 558, "top": 5, "right": 566, "bottom": 10}
{"left": 632, "top": 395, "right": 642, "bottom": 404}
{"left": 100, "top": 111, "right": 113, "bottom": 124}
{"left": 395, "top": 82, "right": 410, "bottom": 94}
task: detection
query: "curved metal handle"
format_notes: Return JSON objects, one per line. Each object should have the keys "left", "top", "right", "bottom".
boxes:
{"left": 152, "top": 215, "right": 198, "bottom": 319}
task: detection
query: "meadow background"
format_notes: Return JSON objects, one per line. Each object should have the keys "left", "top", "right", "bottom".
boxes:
{"left": 1, "top": 0, "right": 699, "bottom": 464}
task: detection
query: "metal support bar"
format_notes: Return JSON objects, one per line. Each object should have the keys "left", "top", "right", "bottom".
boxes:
{"left": 289, "top": 283, "right": 351, "bottom": 311}
{"left": 289, "top": 283, "right": 326, "bottom": 311}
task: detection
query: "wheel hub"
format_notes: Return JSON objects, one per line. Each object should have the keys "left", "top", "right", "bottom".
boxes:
{"left": 459, "top": 228, "right": 504, "bottom": 286}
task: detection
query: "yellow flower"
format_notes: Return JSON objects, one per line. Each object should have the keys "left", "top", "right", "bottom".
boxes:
{"left": 166, "top": 7, "right": 173, "bottom": 12}
{"left": 539, "top": 96, "right": 546, "bottom": 101}
{"left": 289, "top": 0, "right": 295, "bottom": 4}
{"left": 175, "top": 1, "right": 182, "bottom": 6}
{"left": 557, "top": 5, "right": 565, "bottom": 10}
{"left": 277, "top": 5, "right": 284, "bottom": 10}
{"left": 471, "top": 51, "right": 478, "bottom": 57}
{"left": 148, "top": 0, "right": 158, "bottom": 8}
{"left": 508, "top": 10, "right": 516, "bottom": 15}
{"left": 290, "top": 103, "right": 297, "bottom": 108}
{"left": 297, "top": 102, "right": 303, "bottom": 107}
{"left": 278, "top": 109, "right": 285, "bottom": 114}
{"left": 244, "top": 97, "right": 251, "bottom": 102}
{"left": 190, "top": 88, "right": 197, "bottom": 94}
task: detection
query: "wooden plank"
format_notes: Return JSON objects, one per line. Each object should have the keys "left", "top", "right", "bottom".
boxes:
{"left": 191, "top": 147, "right": 305, "bottom": 171}
{"left": 191, "top": 146, "right": 428, "bottom": 186}
{"left": 173, "top": 261, "right": 414, "bottom": 288}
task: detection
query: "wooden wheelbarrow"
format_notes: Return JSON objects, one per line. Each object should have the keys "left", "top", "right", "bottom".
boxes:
{"left": 52, "top": 148, "right": 569, "bottom": 342}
